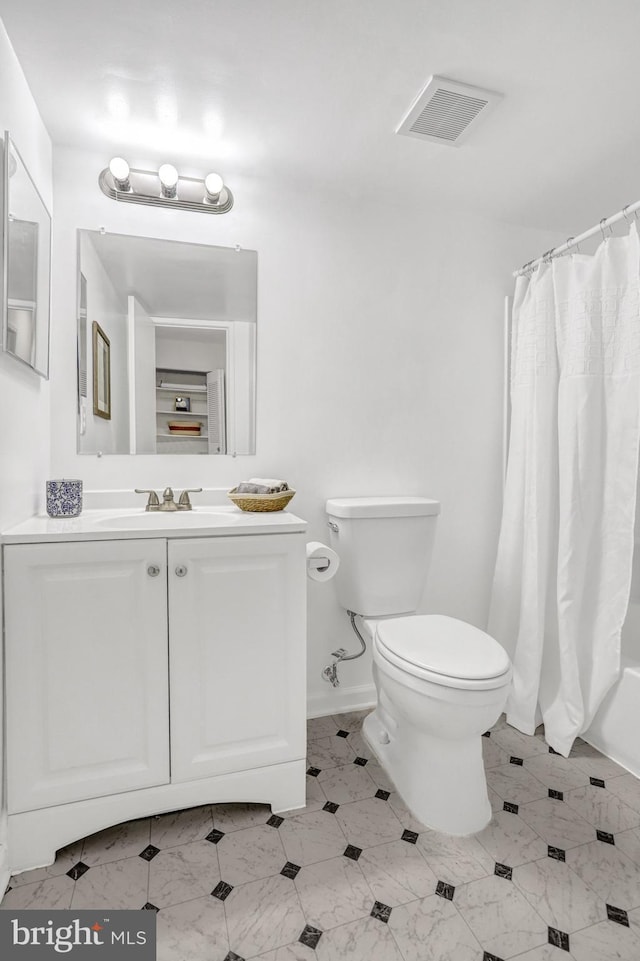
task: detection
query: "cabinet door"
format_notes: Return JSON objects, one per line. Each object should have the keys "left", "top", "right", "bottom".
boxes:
{"left": 5, "top": 539, "right": 170, "bottom": 813}
{"left": 168, "top": 534, "right": 306, "bottom": 782}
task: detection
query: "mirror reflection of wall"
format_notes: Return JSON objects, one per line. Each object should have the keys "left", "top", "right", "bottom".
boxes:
{"left": 7, "top": 218, "right": 37, "bottom": 365}
{"left": 76, "top": 230, "right": 257, "bottom": 455}
{"left": 2, "top": 134, "right": 51, "bottom": 377}
{"left": 77, "top": 272, "right": 88, "bottom": 406}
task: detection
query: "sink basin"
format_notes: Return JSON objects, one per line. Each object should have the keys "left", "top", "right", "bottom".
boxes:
{"left": 96, "top": 509, "right": 241, "bottom": 530}
{"left": 0, "top": 505, "right": 306, "bottom": 544}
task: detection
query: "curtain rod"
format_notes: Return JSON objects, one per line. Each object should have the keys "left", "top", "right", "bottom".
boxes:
{"left": 513, "top": 199, "right": 640, "bottom": 277}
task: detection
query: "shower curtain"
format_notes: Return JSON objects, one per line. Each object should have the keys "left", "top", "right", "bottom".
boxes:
{"left": 489, "top": 224, "right": 640, "bottom": 756}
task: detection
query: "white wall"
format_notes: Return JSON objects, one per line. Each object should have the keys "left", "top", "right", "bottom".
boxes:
{"left": 50, "top": 144, "right": 563, "bottom": 717}
{"left": 0, "top": 17, "right": 52, "bottom": 892}
{"left": 0, "top": 24, "right": 52, "bottom": 522}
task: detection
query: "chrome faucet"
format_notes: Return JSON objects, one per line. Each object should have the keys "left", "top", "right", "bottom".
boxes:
{"left": 160, "top": 487, "right": 179, "bottom": 511}
{"left": 135, "top": 487, "right": 202, "bottom": 511}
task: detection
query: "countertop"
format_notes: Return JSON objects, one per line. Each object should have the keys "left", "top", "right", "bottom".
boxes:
{"left": 1, "top": 507, "right": 307, "bottom": 544}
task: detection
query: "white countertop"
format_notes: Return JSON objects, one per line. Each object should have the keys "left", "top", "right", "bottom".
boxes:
{"left": 1, "top": 507, "right": 307, "bottom": 544}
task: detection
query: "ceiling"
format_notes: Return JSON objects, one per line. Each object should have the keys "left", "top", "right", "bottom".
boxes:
{"left": 2, "top": 0, "right": 640, "bottom": 233}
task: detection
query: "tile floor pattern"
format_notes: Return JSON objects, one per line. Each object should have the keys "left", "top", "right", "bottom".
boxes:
{"left": 3, "top": 711, "right": 640, "bottom": 960}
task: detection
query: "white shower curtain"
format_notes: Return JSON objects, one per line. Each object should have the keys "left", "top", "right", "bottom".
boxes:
{"left": 489, "top": 224, "right": 640, "bottom": 756}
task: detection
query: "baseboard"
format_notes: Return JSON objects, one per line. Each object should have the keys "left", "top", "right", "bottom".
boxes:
{"left": 308, "top": 683, "right": 376, "bottom": 719}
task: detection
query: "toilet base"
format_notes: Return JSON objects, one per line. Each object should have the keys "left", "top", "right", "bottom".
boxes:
{"left": 363, "top": 709, "right": 492, "bottom": 836}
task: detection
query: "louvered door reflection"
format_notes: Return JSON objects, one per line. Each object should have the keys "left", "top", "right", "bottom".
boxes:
{"left": 206, "top": 368, "right": 226, "bottom": 454}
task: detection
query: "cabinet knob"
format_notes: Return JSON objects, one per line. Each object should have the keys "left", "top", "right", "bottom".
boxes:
{"left": 147, "top": 565, "right": 161, "bottom": 577}
{"left": 175, "top": 565, "right": 188, "bottom": 577}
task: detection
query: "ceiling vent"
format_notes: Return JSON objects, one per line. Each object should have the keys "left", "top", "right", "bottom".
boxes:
{"left": 396, "top": 76, "right": 502, "bottom": 146}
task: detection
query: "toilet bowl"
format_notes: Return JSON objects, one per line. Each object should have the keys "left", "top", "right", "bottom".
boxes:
{"left": 361, "top": 614, "right": 511, "bottom": 835}
{"left": 325, "top": 496, "right": 513, "bottom": 836}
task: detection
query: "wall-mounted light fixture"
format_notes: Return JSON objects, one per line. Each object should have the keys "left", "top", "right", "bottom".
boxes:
{"left": 98, "top": 158, "right": 233, "bottom": 214}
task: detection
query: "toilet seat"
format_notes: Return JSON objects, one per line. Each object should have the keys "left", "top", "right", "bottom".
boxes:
{"left": 374, "top": 614, "right": 511, "bottom": 691}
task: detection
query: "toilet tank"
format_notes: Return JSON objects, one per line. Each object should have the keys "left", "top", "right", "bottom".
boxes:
{"left": 325, "top": 496, "right": 440, "bottom": 617}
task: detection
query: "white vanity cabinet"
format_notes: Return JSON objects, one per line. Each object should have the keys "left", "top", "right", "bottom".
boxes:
{"left": 168, "top": 535, "right": 305, "bottom": 782}
{"left": 2, "top": 518, "right": 307, "bottom": 872}
{"left": 4, "top": 538, "right": 170, "bottom": 814}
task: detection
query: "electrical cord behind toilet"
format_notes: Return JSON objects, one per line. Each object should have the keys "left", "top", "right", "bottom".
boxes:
{"left": 322, "top": 611, "right": 366, "bottom": 687}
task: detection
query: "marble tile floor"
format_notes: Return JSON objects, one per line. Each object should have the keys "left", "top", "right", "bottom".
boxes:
{"left": 4, "top": 710, "right": 640, "bottom": 960}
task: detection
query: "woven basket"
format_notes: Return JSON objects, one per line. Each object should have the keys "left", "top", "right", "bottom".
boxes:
{"left": 228, "top": 487, "right": 296, "bottom": 512}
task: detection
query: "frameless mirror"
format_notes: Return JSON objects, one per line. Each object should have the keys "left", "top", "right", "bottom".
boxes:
{"left": 76, "top": 230, "right": 257, "bottom": 455}
{"left": 1, "top": 132, "right": 51, "bottom": 377}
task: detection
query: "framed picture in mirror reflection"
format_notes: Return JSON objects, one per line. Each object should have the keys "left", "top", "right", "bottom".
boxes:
{"left": 92, "top": 321, "right": 111, "bottom": 420}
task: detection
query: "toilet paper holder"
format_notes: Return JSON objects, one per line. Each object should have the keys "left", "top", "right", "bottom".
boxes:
{"left": 306, "top": 540, "right": 339, "bottom": 584}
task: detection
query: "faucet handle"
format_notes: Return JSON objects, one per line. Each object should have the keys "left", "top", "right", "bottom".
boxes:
{"left": 178, "top": 488, "right": 203, "bottom": 510}
{"left": 135, "top": 489, "right": 160, "bottom": 511}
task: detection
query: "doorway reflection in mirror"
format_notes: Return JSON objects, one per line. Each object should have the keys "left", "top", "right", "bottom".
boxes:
{"left": 76, "top": 230, "right": 257, "bottom": 455}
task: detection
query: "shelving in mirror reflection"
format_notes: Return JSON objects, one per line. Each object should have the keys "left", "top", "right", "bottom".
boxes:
{"left": 76, "top": 230, "right": 257, "bottom": 456}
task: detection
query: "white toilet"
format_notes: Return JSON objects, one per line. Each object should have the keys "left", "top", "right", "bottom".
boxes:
{"left": 325, "top": 496, "right": 512, "bottom": 835}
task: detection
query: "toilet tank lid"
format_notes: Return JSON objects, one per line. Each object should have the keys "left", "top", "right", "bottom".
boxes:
{"left": 326, "top": 496, "right": 440, "bottom": 518}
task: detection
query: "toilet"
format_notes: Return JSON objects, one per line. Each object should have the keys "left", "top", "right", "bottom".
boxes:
{"left": 325, "top": 496, "right": 512, "bottom": 835}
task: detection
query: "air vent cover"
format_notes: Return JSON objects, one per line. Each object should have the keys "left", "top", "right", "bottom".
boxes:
{"left": 396, "top": 76, "right": 502, "bottom": 146}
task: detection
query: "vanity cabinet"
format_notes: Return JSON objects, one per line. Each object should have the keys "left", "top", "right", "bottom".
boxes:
{"left": 3, "top": 526, "right": 306, "bottom": 872}
{"left": 4, "top": 539, "right": 170, "bottom": 814}
{"left": 168, "top": 536, "right": 304, "bottom": 782}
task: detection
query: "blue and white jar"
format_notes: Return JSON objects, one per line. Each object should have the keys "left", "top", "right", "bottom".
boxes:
{"left": 46, "top": 479, "right": 83, "bottom": 518}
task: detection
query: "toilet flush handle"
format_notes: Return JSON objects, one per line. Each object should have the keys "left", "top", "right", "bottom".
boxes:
{"left": 327, "top": 520, "right": 339, "bottom": 533}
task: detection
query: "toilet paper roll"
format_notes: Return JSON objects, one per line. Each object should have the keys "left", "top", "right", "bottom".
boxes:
{"left": 306, "top": 541, "right": 340, "bottom": 583}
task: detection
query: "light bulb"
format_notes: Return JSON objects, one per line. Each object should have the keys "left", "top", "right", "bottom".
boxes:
{"left": 158, "top": 163, "right": 179, "bottom": 198}
{"left": 108, "top": 157, "right": 131, "bottom": 191}
{"left": 204, "top": 172, "right": 224, "bottom": 202}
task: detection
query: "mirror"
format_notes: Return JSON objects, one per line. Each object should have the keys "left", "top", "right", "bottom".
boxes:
{"left": 1, "top": 132, "right": 51, "bottom": 377}
{"left": 76, "top": 230, "right": 257, "bottom": 455}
